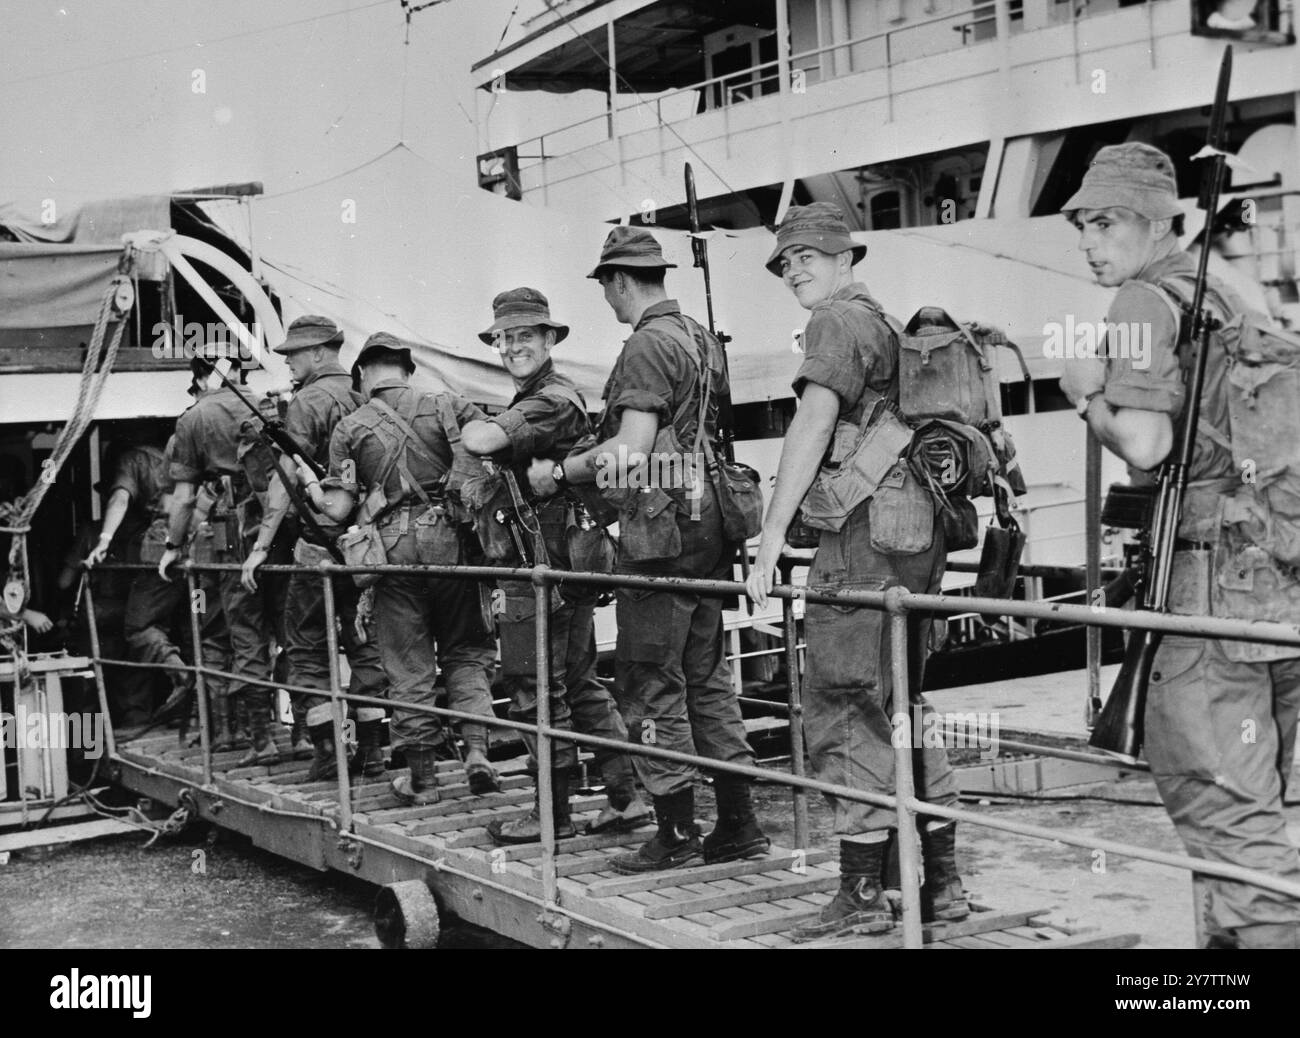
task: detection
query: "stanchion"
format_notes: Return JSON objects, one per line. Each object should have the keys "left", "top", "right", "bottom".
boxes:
{"left": 321, "top": 567, "right": 354, "bottom": 833}
{"left": 183, "top": 566, "right": 213, "bottom": 785}
{"left": 533, "top": 565, "right": 557, "bottom": 907}
{"left": 888, "top": 596, "right": 923, "bottom": 950}
{"left": 779, "top": 557, "right": 809, "bottom": 850}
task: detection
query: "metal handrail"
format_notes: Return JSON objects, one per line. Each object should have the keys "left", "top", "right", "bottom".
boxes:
{"left": 83, "top": 555, "right": 1300, "bottom": 948}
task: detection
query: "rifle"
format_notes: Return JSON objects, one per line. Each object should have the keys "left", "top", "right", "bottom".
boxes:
{"left": 684, "top": 162, "right": 753, "bottom": 594}
{"left": 492, "top": 465, "right": 545, "bottom": 568}
{"left": 1088, "top": 46, "right": 1234, "bottom": 763}
{"left": 208, "top": 359, "right": 344, "bottom": 563}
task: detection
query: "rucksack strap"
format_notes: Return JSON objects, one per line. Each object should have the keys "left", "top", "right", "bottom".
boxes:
{"left": 368, "top": 394, "right": 442, "bottom": 513}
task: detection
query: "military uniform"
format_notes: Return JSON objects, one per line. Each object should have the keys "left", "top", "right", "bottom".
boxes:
{"left": 792, "top": 283, "right": 959, "bottom": 838}
{"left": 324, "top": 375, "right": 498, "bottom": 767}
{"left": 169, "top": 384, "right": 293, "bottom": 756}
{"left": 108, "top": 444, "right": 184, "bottom": 724}
{"left": 1094, "top": 250, "right": 1300, "bottom": 947}
{"left": 268, "top": 329, "right": 388, "bottom": 779}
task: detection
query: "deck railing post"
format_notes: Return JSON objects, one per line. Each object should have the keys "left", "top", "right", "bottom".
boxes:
{"left": 533, "top": 565, "right": 558, "bottom": 907}
{"left": 887, "top": 593, "right": 924, "bottom": 949}
{"left": 779, "top": 558, "right": 809, "bottom": 850}
{"left": 321, "top": 567, "right": 354, "bottom": 833}
{"left": 184, "top": 565, "right": 212, "bottom": 785}
{"left": 81, "top": 576, "right": 118, "bottom": 764}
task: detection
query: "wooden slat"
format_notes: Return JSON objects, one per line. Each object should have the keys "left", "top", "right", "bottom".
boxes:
{"left": 455, "top": 824, "right": 652, "bottom": 858}
{"left": 584, "top": 848, "right": 832, "bottom": 899}
{"left": 944, "top": 935, "right": 1007, "bottom": 949}
{"left": 795, "top": 910, "right": 1050, "bottom": 950}
{"left": 403, "top": 795, "right": 608, "bottom": 837}
{"left": 365, "top": 789, "right": 535, "bottom": 823}
{"left": 709, "top": 904, "right": 826, "bottom": 941}
{"left": 975, "top": 929, "right": 1030, "bottom": 948}
{"left": 643, "top": 874, "right": 840, "bottom": 920}
{"left": 1038, "top": 931, "right": 1140, "bottom": 949}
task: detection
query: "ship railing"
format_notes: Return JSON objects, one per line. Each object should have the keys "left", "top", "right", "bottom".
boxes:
{"left": 82, "top": 558, "right": 1300, "bottom": 948}
{"left": 506, "top": 0, "right": 1186, "bottom": 180}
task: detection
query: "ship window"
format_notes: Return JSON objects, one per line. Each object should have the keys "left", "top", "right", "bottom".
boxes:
{"left": 870, "top": 190, "right": 903, "bottom": 230}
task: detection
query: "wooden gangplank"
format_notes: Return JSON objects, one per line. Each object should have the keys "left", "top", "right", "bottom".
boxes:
{"left": 110, "top": 730, "right": 1139, "bottom": 950}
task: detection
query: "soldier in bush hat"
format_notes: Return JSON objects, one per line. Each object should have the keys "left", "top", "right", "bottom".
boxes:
{"left": 302, "top": 331, "right": 501, "bottom": 805}
{"left": 462, "top": 287, "right": 649, "bottom": 844}
{"left": 240, "top": 316, "right": 389, "bottom": 777}
{"left": 747, "top": 201, "right": 967, "bottom": 940}
{"left": 530, "top": 228, "right": 770, "bottom": 874}
{"left": 1060, "top": 141, "right": 1300, "bottom": 949}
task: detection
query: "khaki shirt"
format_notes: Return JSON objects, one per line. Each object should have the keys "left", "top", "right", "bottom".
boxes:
{"left": 792, "top": 281, "right": 898, "bottom": 426}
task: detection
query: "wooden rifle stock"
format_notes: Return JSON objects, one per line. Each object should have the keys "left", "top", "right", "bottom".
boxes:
{"left": 1088, "top": 47, "right": 1233, "bottom": 761}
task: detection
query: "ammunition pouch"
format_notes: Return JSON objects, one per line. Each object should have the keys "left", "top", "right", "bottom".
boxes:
{"left": 567, "top": 502, "right": 616, "bottom": 574}
{"left": 799, "top": 400, "right": 914, "bottom": 533}
{"left": 337, "top": 523, "right": 387, "bottom": 589}
{"left": 867, "top": 461, "right": 935, "bottom": 556}
{"left": 293, "top": 538, "right": 334, "bottom": 567}
{"left": 616, "top": 486, "right": 681, "bottom": 564}
{"left": 940, "top": 497, "right": 979, "bottom": 553}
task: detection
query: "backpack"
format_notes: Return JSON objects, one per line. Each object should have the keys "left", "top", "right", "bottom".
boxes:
{"left": 1149, "top": 274, "right": 1300, "bottom": 567}
{"left": 797, "top": 301, "right": 1027, "bottom": 537}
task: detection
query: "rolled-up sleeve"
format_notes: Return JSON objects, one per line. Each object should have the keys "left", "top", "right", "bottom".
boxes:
{"left": 792, "top": 306, "right": 868, "bottom": 407}
{"left": 1102, "top": 282, "right": 1185, "bottom": 416}
{"left": 609, "top": 332, "right": 677, "bottom": 422}
{"left": 320, "top": 423, "right": 360, "bottom": 494}
{"left": 168, "top": 413, "right": 204, "bottom": 484}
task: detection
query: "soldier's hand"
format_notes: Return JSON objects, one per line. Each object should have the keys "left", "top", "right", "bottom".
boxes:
{"left": 23, "top": 609, "right": 53, "bottom": 634}
{"left": 1059, "top": 356, "right": 1107, "bottom": 406}
{"left": 157, "top": 547, "right": 182, "bottom": 581}
{"left": 240, "top": 547, "right": 268, "bottom": 592}
{"left": 527, "top": 457, "right": 558, "bottom": 498}
{"left": 746, "top": 537, "right": 783, "bottom": 610}
{"left": 84, "top": 536, "right": 111, "bottom": 568}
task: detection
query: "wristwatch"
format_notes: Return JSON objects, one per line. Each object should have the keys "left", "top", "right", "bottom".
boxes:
{"left": 1077, "top": 391, "right": 1103, "bottom": 419}
{"left": 551, "top": 461, "right": 568, "bottom": 489}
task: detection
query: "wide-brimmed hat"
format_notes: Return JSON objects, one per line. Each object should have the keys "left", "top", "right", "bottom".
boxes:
{"left": 1060, "top": 142, "right": 1183, "bottom": 221}
{"left": 765, "top": 202, "right": 866, "bottom": 276}
{"left": 350, "top": 332, "right": 415, "bottom": 388}
{"left": 272, "top": 315, "right": 344, "bottom": 355}
{"left": 586, "top": 226, "right": 677, "bottom": 279}
{"left": 478, "top": 287, "right": 570, "bottom": 345}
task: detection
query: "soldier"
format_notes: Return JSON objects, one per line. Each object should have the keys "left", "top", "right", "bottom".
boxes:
{"left": 745, "top": 203, "right": 966, "bottom": 940}
{"left": 302, "top": 333, "right": 500, "bottom": 805}
{"left": 528, "top": 228, "right": 769, "bottom": 874}
{"left": 83, "top": 431, "right": 186, "bottom": 727}
{"left": 1059, "top": 143, "right": 1300, "bottom": 948}
{"left": 157, "top": 344, "right": 293, "bottom": 766}
{"left": 461, "top": 288, "right": 649, "bottom": 844}
{"left": 239, "top": 316, "right": 388, "bottom": 782}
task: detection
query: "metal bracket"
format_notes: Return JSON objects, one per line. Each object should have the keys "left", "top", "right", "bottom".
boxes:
{"left": 537, "top": 909, "right": 572, "bottom": 949}
{"left": 338, "top": 834, "right": 364, "bottom": 870}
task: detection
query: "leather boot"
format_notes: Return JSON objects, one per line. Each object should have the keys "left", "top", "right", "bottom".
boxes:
{"left": 703, "top": 775, "right": 771, "bottom": 864}
{"left": 289, "top": 702, "right": 312, "bottom": 760}
{"left": 305, "top": 722, "right": 337, "bottom": 783}
{"left": 353, "top": 719, "right": 387, "bottom": 778}
{"left": 236, "top": 691, "right": 279, "bottom": 767}
{"left": 486, "top": 771, "right": 577, "bottom": 845}
{"left": 920, "top": 821, "right": 969, "bottom": 922}
{"left": 792, "top": 838, "right": 895, "bottom": 942}
{"left": 391, "top": 747, "right": 440, "bottom": 806}
{"left": 611, "top": 787, "right": 703, "bottom": 874}
{"left": 463, "top": 746, "right": 500, "bottom": 794}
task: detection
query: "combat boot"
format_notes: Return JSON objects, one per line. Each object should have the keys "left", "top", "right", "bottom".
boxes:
{"left": 702, "top": 775, "right": 771, "bottom": 864}
{"left": 791, "top": 838, "right": 894, "bottom": 942}
{"left": 289, "top": 706, "right": 312, "bottom": 760}
{"left": 611, "top": 788, "right": 703, "bottom": 874}
{"left": 486, "top": 771, "right": 576, "bottom": 845}
{"left": 305, "top": 719, "right": 337, "bottom": 783}
{"left": 235, "top": 692, "right": 280, "bottom": 767}
{"left": 463, "top": 746, "right": 500, "bottom": 794}
{"left": 391, "top": 747, "right": 440, "bottom": 806}
{"left": 353, "top": 717, "right": 387, "bottom": 778}
{"left": 920, "top": 820, "right": 969, "bottom": 922}
{"left": 209, "top": 691, "right": 235, "bottom": 753}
